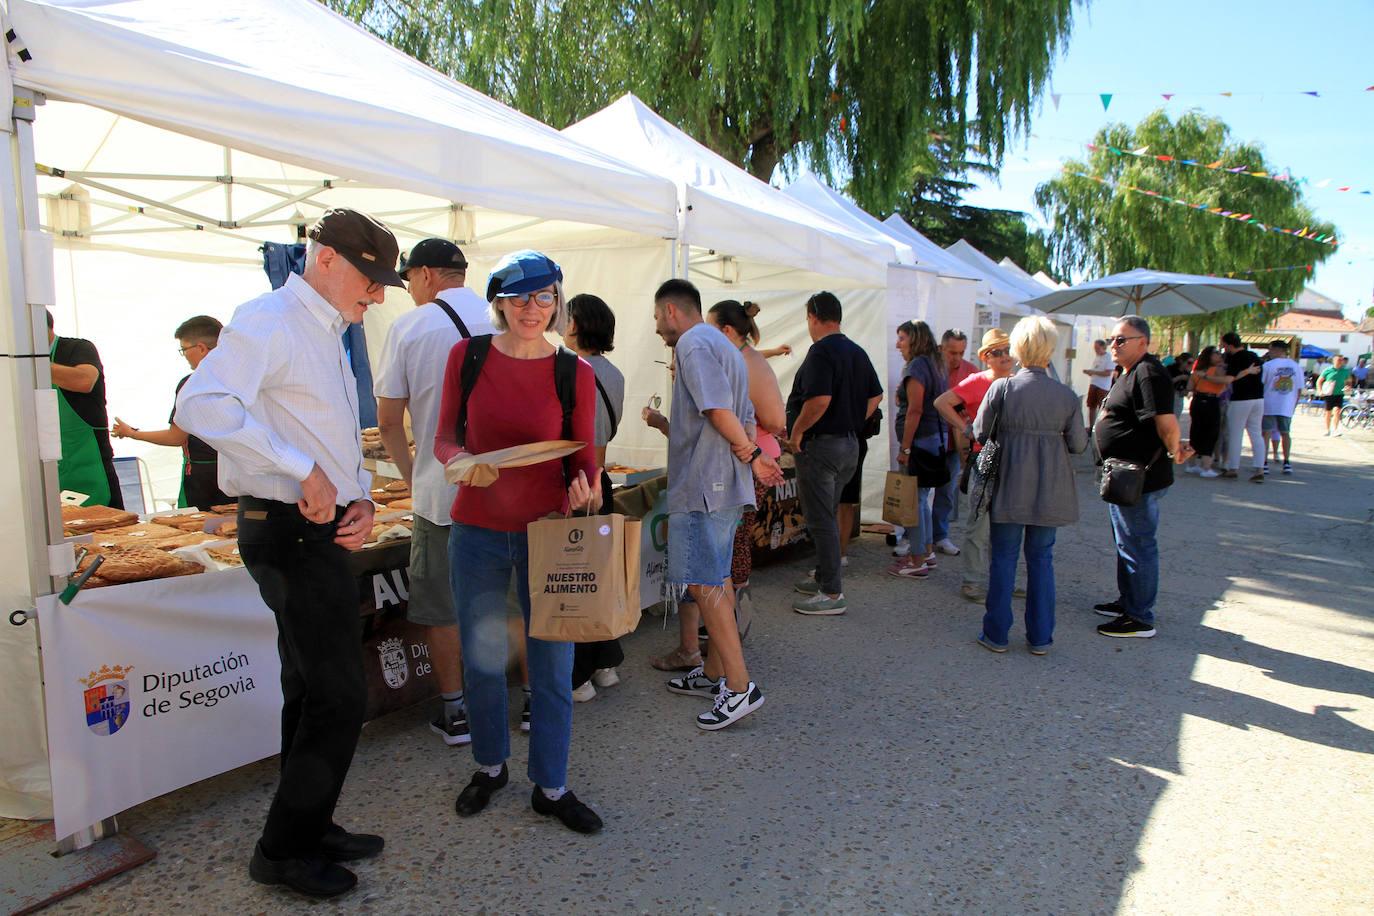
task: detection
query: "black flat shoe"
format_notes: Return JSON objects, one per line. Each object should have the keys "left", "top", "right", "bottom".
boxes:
{"left": 248, "top": 843, "right": 356, "bottom": 898}
{"left": 320, "top": 824, "right": 384, "bottom": 862}
{"left": 531, "top": 787, "right": 603, "bottom": 834}
{"left": 455, "top": 764, "right": 508, "bottom": 816}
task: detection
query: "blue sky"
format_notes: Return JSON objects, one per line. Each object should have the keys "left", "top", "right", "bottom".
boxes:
{"left": 959, "top": 0, "right": 1373, "bottom": 320}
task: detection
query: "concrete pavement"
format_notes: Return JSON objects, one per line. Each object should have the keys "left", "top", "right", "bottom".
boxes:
{"left": 43, "top": 411, "right": 1374, "bottom": 915}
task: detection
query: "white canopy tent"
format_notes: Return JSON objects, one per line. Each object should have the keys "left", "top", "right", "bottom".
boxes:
{"left": 0, "top": 0, "right": 699, "bottom": 827}
{"left": 562, "top": 95, "right": 935, "bottom": 509}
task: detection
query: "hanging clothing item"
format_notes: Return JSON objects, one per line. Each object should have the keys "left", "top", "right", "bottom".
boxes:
{"left": 51, "top": 337, "right": 113, "bottom": 507}
{"left": 261, "top": 240, "right": 377, "bottom": 427}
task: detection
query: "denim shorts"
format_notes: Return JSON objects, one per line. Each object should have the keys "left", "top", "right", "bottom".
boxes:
{"left": 667, "top": 507, "right": 744, "bottom": 587}
{"left": 1261, "top": 415, "right": 1291, "bottom": 434}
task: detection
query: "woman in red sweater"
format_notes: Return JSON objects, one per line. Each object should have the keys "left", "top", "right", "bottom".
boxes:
{"left": 433, "top": 250, "right": 602, "bottom": 834}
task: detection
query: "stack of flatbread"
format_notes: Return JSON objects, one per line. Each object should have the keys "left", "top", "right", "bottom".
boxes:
{"left": 62, "top": 504, "right": 139, "bottom": 536}
{"left": 371, "top": 480, "right": 410, "bottom": 504}
{"left": 79, "top": 546, "right": 204, "bottom": 584}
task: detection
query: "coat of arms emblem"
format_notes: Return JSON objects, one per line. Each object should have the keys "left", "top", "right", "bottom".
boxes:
{"left": 377, "top": 638, "right": 408, "bottom": 689}
{"left": 79, "top": 664, "right": 133, "bottom": 736}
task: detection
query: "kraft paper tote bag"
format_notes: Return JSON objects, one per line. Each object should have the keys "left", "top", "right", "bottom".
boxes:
{"left": 528, "top": 512, "right": 642, "bottom": 642}
{"left": 882, "top": 471, "right": 920, "bottom": 527}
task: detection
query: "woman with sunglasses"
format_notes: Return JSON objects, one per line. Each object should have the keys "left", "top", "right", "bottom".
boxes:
{"left": 433, "top": 250, "right": 603, "bottom": 834}
{"left": 933, "top": 328, "right": 1017, "bottom": 602}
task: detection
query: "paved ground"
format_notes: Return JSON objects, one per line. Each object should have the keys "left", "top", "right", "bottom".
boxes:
{"left": 35, "top": 411, "right": 1374, "bottom": 915}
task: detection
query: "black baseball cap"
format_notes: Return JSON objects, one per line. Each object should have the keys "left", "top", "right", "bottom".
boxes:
{"left": 399, "top": 238, "right": 469, "bottom": 280}
{"left": 307, "top": 208, "right": 404, "bottom": 288}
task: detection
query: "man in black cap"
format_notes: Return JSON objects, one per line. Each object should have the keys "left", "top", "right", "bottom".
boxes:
{"left": 375, "top": 238, "right": 493, "bottom": 747}
{"left": 177, "top": 208, "right": 403, "bottom": 899}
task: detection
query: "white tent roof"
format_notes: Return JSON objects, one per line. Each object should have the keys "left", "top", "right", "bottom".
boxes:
{"left": 779, "top": 174, "right": 921, "bottom": 269}
{"left": 563, "top": 95, "right": 900, "bottom": 284}
{"left": 11, "top": 0, "right": 679, "bottom": 238}
{"left": 879, "top": 215, "right": 993, "bottom": 286}
{"left": 998, "top": 257, "right": 1062, "bottom": 291}
{"left": 945, "top": 239, "right": 1052, "bottom": 312}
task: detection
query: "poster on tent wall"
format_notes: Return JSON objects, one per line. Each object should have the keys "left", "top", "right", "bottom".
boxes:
{"left": 38, "top": 570, "right": 283, "bottom": 839}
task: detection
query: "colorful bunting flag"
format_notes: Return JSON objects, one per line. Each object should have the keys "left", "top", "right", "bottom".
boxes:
{"left": 1067, "top": 169, "right": 1338, "bottom": 248}
{"left": 1051, "top": 93, "right": 1061, "bottom": 111}
{"left": 1100, "top": 93, "right": 1112, "bottom": 111}
{"left": 1083, "top": 143, "right": 1372, "bottom": 198}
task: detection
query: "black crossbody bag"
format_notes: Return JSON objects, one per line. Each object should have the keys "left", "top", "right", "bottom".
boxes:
{"left": 1099, "top": 448, "right": 1163, "bottom": 507}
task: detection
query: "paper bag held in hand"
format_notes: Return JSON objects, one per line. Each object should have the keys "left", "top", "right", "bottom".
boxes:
{"left": 444, "top": 439, "right": 585, "bottom": 487}
{"left": 527, "top": 513, "right": 642, "bottom": 642}
{"left": 882, "top": 471, "right": 920, "bottom": 527}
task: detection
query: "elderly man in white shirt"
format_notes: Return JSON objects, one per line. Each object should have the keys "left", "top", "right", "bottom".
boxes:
{"left": 1082, "top": 338, "right": 1114, "bottom": 429}
{"left": 374, "top": 238, "right": 493, "bottom": 748}
{"left": 176, "top": 208, "right": 402, "bottom": 900}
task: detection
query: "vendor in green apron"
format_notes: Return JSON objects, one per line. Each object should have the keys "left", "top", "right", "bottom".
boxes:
{"left": 111, "top": 316, "right": 230, "bottom": 510}
{"left": 47, "top": 310, "right": 122, "bottom": 508}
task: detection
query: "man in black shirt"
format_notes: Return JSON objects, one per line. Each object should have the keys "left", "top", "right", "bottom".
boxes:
{"left": 112, "top": 316, "right": 230, "bottom": 510}
{"left": 47, "top": 310, "right": 123, "bottom": 508}
{"left": 785, "top": 291, "right": 882, "bottom": 616}
{"left": 1093, "top": 316, "right": 1193, "bottom": 639}
{"left": 1220, "top": 331, "right": 1265, "bottom": 482}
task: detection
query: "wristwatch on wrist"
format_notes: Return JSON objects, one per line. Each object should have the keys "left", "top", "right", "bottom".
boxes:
{"left": 745, "top": 445, "right": 763, "bottom": 464}
{"left": 899, "top": 446, "right": 911, "bottom": 455}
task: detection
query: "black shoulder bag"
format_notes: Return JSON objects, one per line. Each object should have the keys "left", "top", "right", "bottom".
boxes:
{"left": 1099, "top": 448, "right": 1163, "bottom": 507}
{"left": 968, "top": 382, "right": 1008, "bottom": 520}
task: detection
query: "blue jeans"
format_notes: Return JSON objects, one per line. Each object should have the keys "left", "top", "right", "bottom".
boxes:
{"left": 1108, "top": 487, "right": 1166, "bottom": 627}
{"left": 932, "top": 449, "right": 961, "bottom": 542}
{"left": 448, "top": 523, "right": 573, "bottom": 788}
{"left": 982, "top": 522, "right": 1057, "bottom": 648}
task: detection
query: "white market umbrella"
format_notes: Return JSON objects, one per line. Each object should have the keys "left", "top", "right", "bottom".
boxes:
{"left": 1023, "top": 268, "right": 1265, "bottom": 317}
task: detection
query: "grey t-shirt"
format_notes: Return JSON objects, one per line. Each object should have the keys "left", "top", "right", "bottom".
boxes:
{"left": 667, "top": 322, "right": 756, "bottom": 514}
{"left": 585, "top": 354, "right": 625, "bottom": 447}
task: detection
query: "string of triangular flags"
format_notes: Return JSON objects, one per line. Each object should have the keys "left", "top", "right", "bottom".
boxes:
{"left": 1212, "top": 263, "right": 1313, "bottom": 278}
{"left": 1085, "top": 143, "right": 1372, "bottom": 197}
{"left": 1067, "top": 170, "right": 1339, "bottom": 247}
{"left": 1051, "top": 86, "right": 1374, "bottom": 111}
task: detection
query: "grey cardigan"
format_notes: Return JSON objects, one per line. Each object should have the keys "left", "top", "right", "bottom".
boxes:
{"left": 973, "top": 367, "right": 1088, "bottom": 527}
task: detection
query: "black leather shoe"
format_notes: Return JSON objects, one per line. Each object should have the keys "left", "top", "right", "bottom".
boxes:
{"left": 248, "top": 843, "right": 357, "bottom": 898}
{"left": 455, "top": 764, "right": 508, "bottom": 816}
{"left": 531, "top": 787, "right": 603, "bottom": 834}
{"left": 320, "top": 824, "right": 384, "bottom": 862}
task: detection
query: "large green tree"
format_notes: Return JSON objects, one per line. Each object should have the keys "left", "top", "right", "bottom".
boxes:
{"left": 1035, "top": 110, "right": 1338, "bottom": 336}
{"left": 325, "top": 0, "right": 1077, "bottom": 213}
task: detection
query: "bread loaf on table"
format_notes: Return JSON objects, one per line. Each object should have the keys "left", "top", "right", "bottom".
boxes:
{"left": 79, "top": 546, "right": 204, "bottom": 584}
{"left": 61, "top": 504, "right": 139, "bottom": 535}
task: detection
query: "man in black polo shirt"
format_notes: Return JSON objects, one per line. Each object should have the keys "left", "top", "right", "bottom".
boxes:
{"left": 1093, "top": 316, "right": 1193, "bottom": 639}
{"left": 785, "top": 291, "right": 883, "bottom": 616}
{"left": 47, "top": 310, "right": 123, "bottom": 508}
{"left": 1220, "top": 331, "right": 1265, "bottom": 482}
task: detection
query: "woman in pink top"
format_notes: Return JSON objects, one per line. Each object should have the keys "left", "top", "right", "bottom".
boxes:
{"left": 933, "top": 328, "right": 1015, "bottom": 602}
{"left": 433, "top": 250, "right": 602, "bottom": 836}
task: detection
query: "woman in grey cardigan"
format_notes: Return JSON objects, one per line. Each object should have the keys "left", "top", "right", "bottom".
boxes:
{"left": 972, "top": 316, "right": 1088, "bottom": 654}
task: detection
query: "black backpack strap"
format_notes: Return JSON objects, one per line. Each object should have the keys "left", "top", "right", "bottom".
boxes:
{"left": 433, "top": 299, "right": 472, "bottom": 338}
{"left": 455, "top": 335, "right": 493, "bottom": 449}
{"left": 553, "top": 347, "right": 578, "bottom": 487}
{"left": 593, "top": 374, "right": 620, "bottom": 440}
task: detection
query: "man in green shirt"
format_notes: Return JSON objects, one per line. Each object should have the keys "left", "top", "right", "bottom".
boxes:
{"left": 1319, "top": 355, "right": 1354, "bottom": 436}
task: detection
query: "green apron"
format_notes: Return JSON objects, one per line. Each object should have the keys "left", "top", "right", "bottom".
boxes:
{"left": 51, "top": 337, "right": 112, "bottom": 507}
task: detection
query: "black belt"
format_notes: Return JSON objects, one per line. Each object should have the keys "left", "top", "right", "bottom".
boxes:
{"left": 238, "top": 495, "right": 345, "bottom": 523}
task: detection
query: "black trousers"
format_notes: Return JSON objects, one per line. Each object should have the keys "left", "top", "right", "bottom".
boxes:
{"left": 237, "top": 497, "right": 365, "bottom": 859}
{"left": 572, "top": 470, "right": 625, "bottom": 686}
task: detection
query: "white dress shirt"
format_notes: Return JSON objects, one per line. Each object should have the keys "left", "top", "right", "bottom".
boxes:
{"left": 175, "top": 273, "right": 371, "bottom": 506}
{"left": 1090, "top": 352, "right": 1114, "bottom": 391}
{"left": 372, "top": 286, "right": 494, "bottom": 526}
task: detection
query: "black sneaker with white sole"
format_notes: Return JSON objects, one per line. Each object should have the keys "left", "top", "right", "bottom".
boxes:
{"left": 1093, "top": 600, "right": 1125, "bottom": 618}
{"left": 1097, "top": 614, "right": 1157, "bottom": 638}
{"left": 666, "top": 665, "right": 722, "bottom": 698}
{"left": 430, "top": 709, "right": 472, "bottom": 746}
{"left": 696, "top": 682, "right": 765, "bottom": 730}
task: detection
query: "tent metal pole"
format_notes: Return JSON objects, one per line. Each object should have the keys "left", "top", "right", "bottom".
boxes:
{"left": 222, "top": 148, "right": 232, "bottom": 225}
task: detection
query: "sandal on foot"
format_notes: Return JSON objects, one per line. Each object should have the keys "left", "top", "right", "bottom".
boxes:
{"left": 650, "top": 647, "right": 702, "bottom": 672}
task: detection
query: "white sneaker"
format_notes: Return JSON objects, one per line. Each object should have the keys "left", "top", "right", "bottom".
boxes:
{"left": 591, "top": 667, "right": 620, "bottom": 688}
{"left": 1199, "top": 468, "right": 1221, "bottom": 478}
{"left": 892, "top": 539, "right": 910, "bottom": 557}
{"left": 666, "top": 666, "right": 722, "bottom": 698}
{"left": 572, "top": 681, "right": 596, "bottom": 703}
{"left": 695, "top": 681, "right": 765, "bottom": 730}
{"left": 1184, "top": 465, "right": 1202, "bottom": 475}
{"left": 935, "top": 538, "right": 960, "bottom": 556}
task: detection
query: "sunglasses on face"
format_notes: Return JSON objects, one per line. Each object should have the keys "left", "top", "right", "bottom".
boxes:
{"left": 984, "top": 348, "right": 1009, "bottom": 359}
{"left": 1108, "top": 335, "right": 1145, "bottom": 347}
{"left": 500, "top": 291, "right": 557, "bottom": 308}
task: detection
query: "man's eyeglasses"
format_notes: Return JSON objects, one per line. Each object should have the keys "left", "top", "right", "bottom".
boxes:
{"left": 983, "top": 348, "right": 1009, "bottom": 359}
{"left": 501, "top": 291, "right": 557, "bottom": 308}
{"left": 1108, "top": 335, "right": 1145, "bottom": 347}
{"left": 177, "top": 344, "right": 201, "bottom": 355}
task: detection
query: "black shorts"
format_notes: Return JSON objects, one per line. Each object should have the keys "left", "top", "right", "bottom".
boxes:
{"left": 1324, "top": 394, "right": 1345, "bottom": 410}
{"left": 840, "top": 438, "right": 867, "bottom": 504}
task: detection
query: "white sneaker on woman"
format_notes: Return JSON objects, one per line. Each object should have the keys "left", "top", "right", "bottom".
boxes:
{"left": 572, "top": 681, "right": 596, "bottom": 702}
{"left": 591, "top": 667, "right": 620, "bottom": 688}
